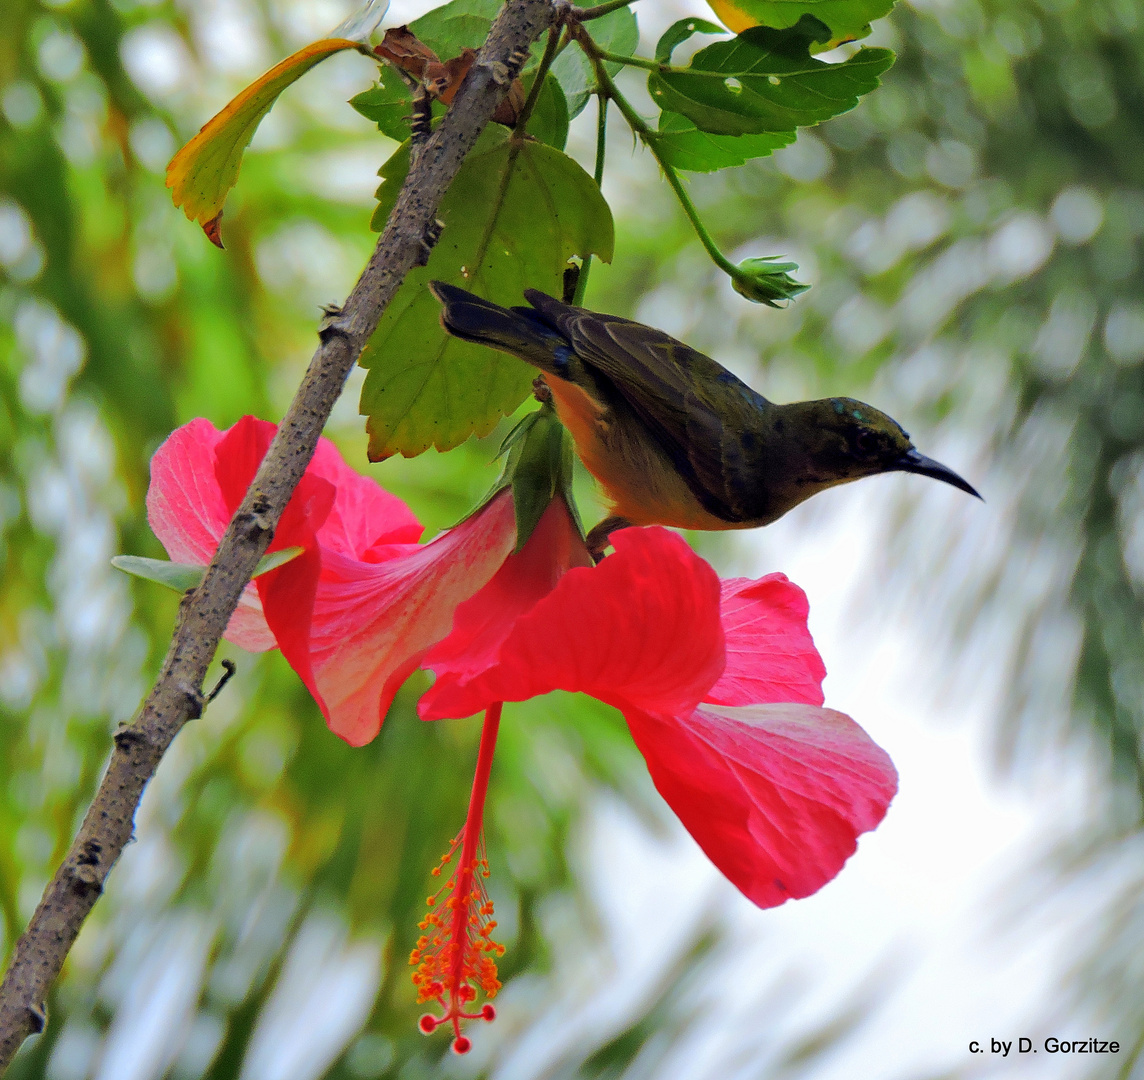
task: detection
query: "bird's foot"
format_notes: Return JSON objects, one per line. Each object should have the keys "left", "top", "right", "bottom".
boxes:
{"left": 586, "top": 516, "right": 631, "bottom": 564}
{"left": 532, "top": 376, "right": 552, "bottom": 404}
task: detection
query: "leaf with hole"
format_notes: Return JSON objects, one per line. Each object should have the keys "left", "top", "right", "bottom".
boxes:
{"left": 656, "top": 17, "right": 728, "bottom": 64}
{"left": 648, "top": 18, "right": 893, "bottom": 137}
{"left": 360, "top": 127, "right": 613, "bottom": 460}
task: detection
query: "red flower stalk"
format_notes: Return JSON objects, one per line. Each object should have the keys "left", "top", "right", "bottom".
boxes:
{"left": 410, "top": 704, "right": 504, "bottom": 1055}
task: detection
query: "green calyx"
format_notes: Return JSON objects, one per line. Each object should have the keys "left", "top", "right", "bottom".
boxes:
{"left": 489, "top": 402, "right": 582, "bottom": 552}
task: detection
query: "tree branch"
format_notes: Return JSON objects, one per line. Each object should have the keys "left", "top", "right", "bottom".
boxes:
{"left": 0, "top": 0, "right": 558, "bottom": 1070}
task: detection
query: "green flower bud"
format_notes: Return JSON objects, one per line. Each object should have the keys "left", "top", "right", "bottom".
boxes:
{"left": 731, "top": 257, "right": 810, "bottom": 307}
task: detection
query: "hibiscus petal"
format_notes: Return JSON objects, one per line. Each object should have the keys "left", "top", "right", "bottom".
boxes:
{"left": 147, "top": 418, "right": 273, "bottom": 652}
{"left": 706, "top": 575, "right": 826, "bottom": 707}
{"left": 624, "top": 702, "right": 897, "bottom": 908}
{"left": 147, "top": 418, "right": 229, "bottom": 566}
{"left": 256, "top": 539, "right": 325, "bottom": 695}
{"left": 419, "top": 526, "right": 724, "bottom": 720}
{"left": 213, "top": 417, "right": 336, "bottom": 674}
{"left": 213, "top": 417, "right": 334, "bottom": 540}
{"left": 308, "top": 437, "right": 424, "bottom": 555}
{"left": 212, "top": 416, "right": 275, "bottom": 515}
{"left": 299, "top": 491, "right": 518, "bottom": 746}
{"left": 420, "top": 498, "right": 590, "bottom": 696}
{"left": 224, "top": 597, "right": 278, "bottom": 652}
{"left": 147, "top": 415, "right": 424, "bottom": 661}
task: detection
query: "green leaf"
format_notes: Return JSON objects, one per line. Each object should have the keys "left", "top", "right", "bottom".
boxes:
{"left": 252, "top": 547, "right": 306, "bottom": 576}
{"left": 552, "top": 5, "right": 639, "bottom": 118}
{"left": 351, "top": 69, "right": 566, "bottom": 150}
{"left": 652, "top": 109, "right": 794, "bottom": 171}
{"left": 112, "top": 547, "right": 304, "bottom": 593}
{"left": 349, "top": 77, "right": 418, "bottom": 143}
{"left": 655, "top": 17, "right": 727, "bottom": 64}
{"left": 112, "top": 556, "right": 206, "bottom": 593}
{"left": 409, "top": 0, "right": 502, "bottom": 57}
{"left": 648, "top": 19, "right": 894, "bottom": 137}
{"left": 708, "top": 0, "right": 895, "bottom": 44}
{"left": 524, "top": 72, "right": 570, "bottom": 150}
{"left": 360, "top": 128, "right": 614, "bottom": 460}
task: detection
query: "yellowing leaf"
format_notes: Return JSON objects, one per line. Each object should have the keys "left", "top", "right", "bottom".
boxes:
{"left": 166, "top": 38, "right": 372, "bottom": 246}
{"left": 709, "top": 0, "right": 757, "bottom": 33}
{"left": 708, "top": 0, "right": 895, "bottom": 45}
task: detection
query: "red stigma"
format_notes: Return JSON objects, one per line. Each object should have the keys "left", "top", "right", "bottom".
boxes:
{"left": 452, "top": 1036, "right": 472, "bottom": 1055}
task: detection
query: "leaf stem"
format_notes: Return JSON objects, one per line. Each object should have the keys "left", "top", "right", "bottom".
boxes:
{"left": 575, "top": 26, "right": 807, "bottom": 304}
{"left": 591, "top": 53, "right": 816, "bottom": 80}
{"left": 590, "top": 48, "right": 666, "bottom": 73}
{"left": 572, "top": 93, "right": 608, "bottom": 306}
{"left": 577, "top": 32, "right": 737, "bottom": 277}
{"left": 514, "top": 24, "right": 561, "bottom": 135}
{"left": 571, "top": 0, "right": 639, "bottom": 21}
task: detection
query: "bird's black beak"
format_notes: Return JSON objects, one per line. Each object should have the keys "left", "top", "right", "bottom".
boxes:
{"left": 891, "top": 449, "right": 982, "bottom": 500}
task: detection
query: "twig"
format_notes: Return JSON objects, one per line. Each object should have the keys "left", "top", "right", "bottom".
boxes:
{"left": 0, "top": 1, "right": 558, "bottom": 1070}
{"left": 572, "top": 92, "right": 608, "bottom": 305}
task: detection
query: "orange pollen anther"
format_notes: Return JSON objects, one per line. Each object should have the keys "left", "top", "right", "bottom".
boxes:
{"left": 409, "top": 704, "right": 505, "bottom": 1054}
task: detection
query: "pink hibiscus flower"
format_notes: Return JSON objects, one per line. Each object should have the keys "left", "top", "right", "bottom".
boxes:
{"left": 146, "top": 416, "right": 517, "bottom": 745}
{"left": 408, "top": 497, "right": 896, "bottom": 1052}
{"left": 419, "top": 500, "right": 898, "bottom": 911}
{"left": 144, "top": 412, "right": 897, "bottom": 1055}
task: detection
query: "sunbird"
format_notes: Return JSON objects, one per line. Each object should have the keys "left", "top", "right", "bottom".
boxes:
{"left": 431, "top": 282, "right": 980, "bottom": 557}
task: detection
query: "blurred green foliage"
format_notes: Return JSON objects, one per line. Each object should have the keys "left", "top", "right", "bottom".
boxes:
{"left": 4, "top": 0, "right": 1144, "bottom": 1077}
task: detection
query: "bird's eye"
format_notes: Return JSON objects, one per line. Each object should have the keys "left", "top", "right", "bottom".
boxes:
{"left": 853, "top": 431, "right": 878, "bottom": 456}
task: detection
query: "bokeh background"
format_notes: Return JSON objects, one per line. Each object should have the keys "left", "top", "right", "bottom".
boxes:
{"left": 3, "top": 0, "right": 1144, "bottom": 1076}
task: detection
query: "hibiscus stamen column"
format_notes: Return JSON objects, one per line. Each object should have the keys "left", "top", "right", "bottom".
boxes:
{"left": 411, "top": 703, "right": 505, "bottom": 1054}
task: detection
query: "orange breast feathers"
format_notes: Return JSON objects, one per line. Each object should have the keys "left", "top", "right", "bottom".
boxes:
{"left": 543, "top": 375, "right": 736, "bottom": 531}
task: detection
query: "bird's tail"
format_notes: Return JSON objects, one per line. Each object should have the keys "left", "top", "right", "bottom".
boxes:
{"left": 429, "top": 281, "right": 571, "bottom": 374}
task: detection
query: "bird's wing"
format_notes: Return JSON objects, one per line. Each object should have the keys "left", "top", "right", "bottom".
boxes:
{"left": 525, "top": 291, "right": 769, "bottom": 522}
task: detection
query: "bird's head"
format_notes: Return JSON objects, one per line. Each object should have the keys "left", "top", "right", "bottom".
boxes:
{"left": 779, "top": 397, "right": 981, "bottom": 499}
